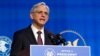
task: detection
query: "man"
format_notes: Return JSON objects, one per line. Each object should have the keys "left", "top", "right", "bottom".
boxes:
{"left": 10, "top": 2, "right": 57, "bottom": 56}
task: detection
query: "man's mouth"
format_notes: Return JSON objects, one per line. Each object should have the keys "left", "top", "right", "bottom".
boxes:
{"left": 40, "top": 19, "right": 45, "bottom": 21}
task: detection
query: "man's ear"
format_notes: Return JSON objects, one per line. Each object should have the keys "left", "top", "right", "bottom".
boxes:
{"left": 30, "top": 14, "right": 34, "bottom": 20}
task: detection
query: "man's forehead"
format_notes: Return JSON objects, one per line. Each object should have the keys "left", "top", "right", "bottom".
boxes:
{"left": 35, "top": 5, "right": 48, "bottom": 12}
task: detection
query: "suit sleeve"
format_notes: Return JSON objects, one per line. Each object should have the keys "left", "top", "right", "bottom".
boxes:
{"left": 10, "top": 32, "right": 23, "bottom": 56}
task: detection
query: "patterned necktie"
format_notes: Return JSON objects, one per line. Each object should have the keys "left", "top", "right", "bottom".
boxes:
{"left": 37, "top": 31, "right": 43, "bottom": 45}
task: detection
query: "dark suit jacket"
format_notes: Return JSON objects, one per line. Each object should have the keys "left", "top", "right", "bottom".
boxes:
{"left": 10, "top": 26, "right": 56, "bottom": 56}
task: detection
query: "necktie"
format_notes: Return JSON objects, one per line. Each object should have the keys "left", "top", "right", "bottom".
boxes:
{"left": 37, "top": 31, "right": 43, "bottom": 45}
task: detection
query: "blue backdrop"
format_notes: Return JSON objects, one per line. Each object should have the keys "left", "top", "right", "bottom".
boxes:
{"left": 0, "top": 0, "right": 100, "bottom": 56}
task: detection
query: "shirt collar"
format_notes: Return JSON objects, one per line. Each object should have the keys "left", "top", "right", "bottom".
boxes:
{"left": 31, "top": 24, "right": 44, "bottom": 34}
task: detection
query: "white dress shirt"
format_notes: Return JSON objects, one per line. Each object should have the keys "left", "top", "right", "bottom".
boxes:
{"left": 31, "top": 24, "right": 45, "bottom": 45}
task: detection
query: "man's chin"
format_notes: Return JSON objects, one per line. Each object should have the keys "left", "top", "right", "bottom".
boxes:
{"left": 39, "top": 22, "right": 46, "bottom": 25}
{"left": 38, "top": 23, "right": 45, "bottom": 27}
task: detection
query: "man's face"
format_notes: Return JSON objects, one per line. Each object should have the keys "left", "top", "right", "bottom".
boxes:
{"left": 30, "top": 5, "right": 49, "bottom": 26}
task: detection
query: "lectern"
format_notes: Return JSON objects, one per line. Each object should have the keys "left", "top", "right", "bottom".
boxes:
{"left": 30, "top": 45, "right": 90, "bottom": 56}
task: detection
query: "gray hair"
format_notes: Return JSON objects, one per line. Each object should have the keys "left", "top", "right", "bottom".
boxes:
{"left": 30, "top": 2, "right": 50, "bottom": 13}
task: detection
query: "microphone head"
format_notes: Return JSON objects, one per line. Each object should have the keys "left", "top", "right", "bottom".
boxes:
{"left": 56, "top": 34, "right": 67, "bottom": 45}
{"left": 56, "top": 34, "right": 62, "bottom": 40}
{"left": 48, "top": 34, "right": 59, "bottom": 45}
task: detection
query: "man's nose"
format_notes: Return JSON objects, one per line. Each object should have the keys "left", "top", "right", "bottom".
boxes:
{"left": 41, "top": 13, "right": 45, "bottom": 17}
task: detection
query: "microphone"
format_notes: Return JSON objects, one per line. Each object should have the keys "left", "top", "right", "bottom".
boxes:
{"left": 48, "top": 33, "right": 66, "bottom": 45}
{"left": 48, "top": 34, "right": 58, "bottom": 45}
{"left": 56, "top": 34, "right": 67, "bottom": 46}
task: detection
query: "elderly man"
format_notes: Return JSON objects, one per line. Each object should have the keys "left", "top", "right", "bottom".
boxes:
{"left": 10, "top": 2, "right": 56, "bottom": 56}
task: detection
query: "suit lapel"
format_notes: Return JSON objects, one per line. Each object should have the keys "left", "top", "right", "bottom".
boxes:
{"left": 26, "top": 26, "right": 38, "bottom": 44}
{"left": 44, "top": 30, "right": 52, "bottom": 45}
